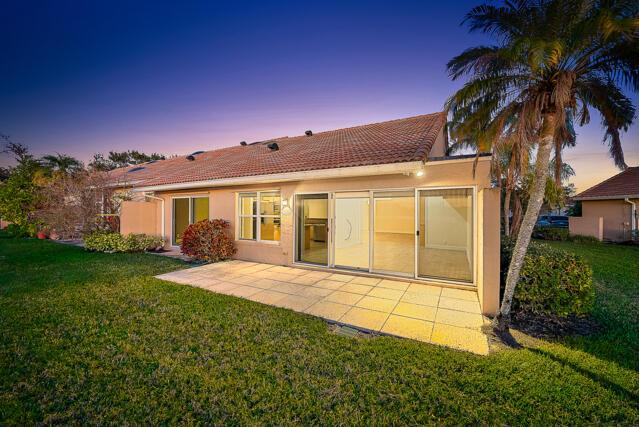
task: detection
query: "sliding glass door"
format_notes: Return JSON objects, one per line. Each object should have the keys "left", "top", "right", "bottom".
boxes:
{"left": 292, "top": 187, "right": 475, "bottom": 285}
{"left": 296, "top": 194, "right": 329, "bottom": 265}
{"left": 372, "top": 191, "right": 415, "bottom": 277}
{"left": 334, "top": 192, "right": 370, "bottom": 270}
{"left": 418, "top": 188, "right": 473, "bottom": 282}
{"left": 173, "top": 198, "right": 190, "bottom": 246}
{"left": 172, "top": 196, "right": 209, "bottom": 246}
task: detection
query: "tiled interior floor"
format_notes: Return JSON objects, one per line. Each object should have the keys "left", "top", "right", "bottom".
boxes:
{"left": 298, "top": 233, "right": 472, "bottom": 283}
{"left": 155, "top": 260, "right": 489, "bottom": 355}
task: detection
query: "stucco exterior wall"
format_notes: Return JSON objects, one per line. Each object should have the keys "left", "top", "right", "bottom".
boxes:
{"left": 120, "top": 200, "right": 162, "bottom": 237}
{"left": 477, "top": 187, "right": 500, "bottom": 315}
{"left": 571, "top": 199, "right": 637, "bottom": 241}
{"left": 127, "top": 158, "right": 498, "bottom": 315}
{"left": 429, "top": 128, "right": 447, "bottom": 157}
{"left": 569, "top": 216, "right": 604, "bottom": 240}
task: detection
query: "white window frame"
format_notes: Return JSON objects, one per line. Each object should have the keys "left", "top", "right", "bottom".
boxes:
{"left": 237, "top": 191, "right": 281, "bottom": 243}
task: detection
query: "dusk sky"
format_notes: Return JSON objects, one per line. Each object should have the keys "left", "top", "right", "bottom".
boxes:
{"left": 2, "top": 0, "right": 637, "bottom": 192}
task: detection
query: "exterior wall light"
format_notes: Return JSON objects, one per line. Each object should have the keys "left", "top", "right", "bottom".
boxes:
{"left": 416, "top": 170, "right": 425, "bottom": 177}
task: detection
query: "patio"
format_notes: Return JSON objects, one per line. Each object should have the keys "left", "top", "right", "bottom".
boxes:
{"left": 155, "top": 260, "right": 489, "bottom": 355}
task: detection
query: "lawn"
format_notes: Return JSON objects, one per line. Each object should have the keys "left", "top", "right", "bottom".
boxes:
{"left": 1, "top": 237, "right": 638, "bottom": 425}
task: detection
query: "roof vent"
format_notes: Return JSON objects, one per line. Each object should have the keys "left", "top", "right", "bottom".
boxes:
{"left": 305, "top": 130, "right": 313, "bottom": 136}
{"left": 240, "top": 141, "right": 247, "bottom": 146}
{"left": 128, "top": 166, "right": 145, "bottom": 173}
{"left": 191, "top": 150, "right": 204, "bottom": 155}
{"left": 186, "top": 155, "right": 196, "bottom": 161}
{"left": 267, "top": 142, "right": 279, "bottom": 151}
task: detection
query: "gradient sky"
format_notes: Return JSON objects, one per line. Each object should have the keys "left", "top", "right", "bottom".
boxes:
{"left": 1, "top": 0, "right": 637, "bottom": 192}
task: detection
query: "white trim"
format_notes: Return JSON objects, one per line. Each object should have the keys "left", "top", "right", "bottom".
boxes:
{"left": 132, "top": 162, "right": 427, "bottom": 193}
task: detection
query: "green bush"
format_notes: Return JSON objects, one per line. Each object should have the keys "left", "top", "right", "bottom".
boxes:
{"left": 5, "top": 223, "right": 37, "bottom": 238}
{"left": 501, "top": 238, "right": 594, "bottom": 317}
{"left": 533, "top": 226, "right": 569, "bottom": 241}
{"left": 84, "top": 232, "right": 164, "bottom": 253}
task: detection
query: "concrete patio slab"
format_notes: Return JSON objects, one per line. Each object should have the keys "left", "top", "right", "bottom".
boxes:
{"left": 155, "top": 260, "right": 490, "bottom": 355}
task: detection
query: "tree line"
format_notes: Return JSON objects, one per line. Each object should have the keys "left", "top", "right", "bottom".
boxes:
{"left": 0, "top": 135, "right": 167, "bottom": 237}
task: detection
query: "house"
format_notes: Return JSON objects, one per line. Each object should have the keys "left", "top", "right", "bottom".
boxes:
{"left": 570, "top": 167, "right": 639, "bottom": 241}
{"left": 115, "top": 112, "right": 500, "bottom": 315}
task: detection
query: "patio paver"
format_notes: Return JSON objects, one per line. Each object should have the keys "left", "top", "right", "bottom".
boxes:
{"left": 155, "top": 260, "right": 489, "bottom": 355}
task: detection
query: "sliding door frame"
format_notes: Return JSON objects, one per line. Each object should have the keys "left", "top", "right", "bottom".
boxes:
{"left": 414, "top": 185, "right": 477, "bottom": 286}
{"left": 332, "top": 191, "right": 372, "bottom": 272}
{"left": 292, "top": 185, "right": 478, "bottom": 287}
{"left": 170, "top": 194, "right": 210, "bottom": 247}
{"left": 293, "top": 192, "right": 332, "bottom": 267}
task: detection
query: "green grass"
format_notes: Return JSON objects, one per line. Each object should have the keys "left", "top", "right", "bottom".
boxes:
{"left": 1, "top": 238, "right": 638, "bottom": 424}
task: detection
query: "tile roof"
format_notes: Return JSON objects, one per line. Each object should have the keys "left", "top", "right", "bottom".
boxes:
{"left": 576, "top": 167, "right": 639, "bottom": 199}
{"left": 109, "top": 112, "right": 447, "bottom": 188}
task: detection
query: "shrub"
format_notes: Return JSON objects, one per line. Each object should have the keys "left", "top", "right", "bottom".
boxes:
{"left": 84, "top": 232, "right": 163, "bottom": 253}
{"left": 501, "top": 238, "right": 594, "bottom": 317}
{"left": 180, "top": 219, "right": 236, "bottom": 262}
{"left": 533, "top": 226, "right": 569, "bottom": 241}
{"left": 5, "top": 223, "right": 37, "bottom": 238}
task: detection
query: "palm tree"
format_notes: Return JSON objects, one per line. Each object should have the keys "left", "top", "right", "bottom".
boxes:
{"left": 446, "top": 0, "right": 638, "bottom": 332}
{"left": 41, "top": 153, "right": 83, "bottom": 175}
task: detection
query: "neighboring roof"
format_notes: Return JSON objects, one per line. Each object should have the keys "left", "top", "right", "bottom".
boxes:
{"left": 109, "top": 112, "right": 447, "bottom": 189}
{"left": 575, "top": 167, "right": 639, "bottom": 200}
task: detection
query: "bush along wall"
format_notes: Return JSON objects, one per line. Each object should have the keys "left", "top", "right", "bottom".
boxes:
{"left": 501, "top": 238, "right": 595, "bottom": 317}
{"left": 84, "top": 232, "right": 164, "bottom": 253}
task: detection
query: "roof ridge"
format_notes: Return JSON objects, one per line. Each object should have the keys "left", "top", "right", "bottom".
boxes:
{"left": 278, "top": 111, "right": 447, "bottom": 141}
{"left": 576, "top": 166, "right": 636, "bottom": 197}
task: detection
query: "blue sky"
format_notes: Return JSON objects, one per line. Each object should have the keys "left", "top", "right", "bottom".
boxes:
{"left": 1, "top": 0, "right": 637, "bottom": 191}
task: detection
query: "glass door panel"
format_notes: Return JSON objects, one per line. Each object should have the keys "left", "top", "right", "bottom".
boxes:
{"left": 172, "top": 198, "right": 190, "bottom": 245}
{"left": 192, "top": 197, "right": 209, "bottom": 223}
{"left": 296, "top": 194, "right": 329, "bottom": 265}
{"left": 418, "top": 188, "right": 473, "bottom": 283}
{"left": 334, "top": 192, "right": 370, "bottom": 270}
{"left": 372, "top": 191, "right": 415, "bottom": 276}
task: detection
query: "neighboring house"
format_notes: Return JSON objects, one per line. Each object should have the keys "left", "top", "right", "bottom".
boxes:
{"left": 570, "top": 167, "right": 639, "bottom": 241}
{"left": 114, "top": 112, "right": 500, "bottom": 315}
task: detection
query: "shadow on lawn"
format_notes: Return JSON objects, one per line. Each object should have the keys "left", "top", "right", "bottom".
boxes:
{"left": 529, "top": 347, "right": 639, "bottom": 403}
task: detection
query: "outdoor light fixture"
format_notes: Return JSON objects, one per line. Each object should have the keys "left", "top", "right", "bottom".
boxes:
{"left": 416, "top": 170, "right": 425, "bottom": 177}
{"left": 281, "top": 198, "right": 292, "bottom": 215}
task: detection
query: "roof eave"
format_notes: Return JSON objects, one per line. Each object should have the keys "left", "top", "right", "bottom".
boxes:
{"left": 131, "top": 155, "right": 490, "bottom": 193}
{"left": 575, "top": 194, "right": 639, "bottom": 201}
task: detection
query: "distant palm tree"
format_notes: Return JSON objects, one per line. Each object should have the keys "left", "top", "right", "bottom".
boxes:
{"left": 41, "top": 153, "right": 83, "bottom": 175}
{"left": 446, "top": 0, "right": 638, "bottom": 332}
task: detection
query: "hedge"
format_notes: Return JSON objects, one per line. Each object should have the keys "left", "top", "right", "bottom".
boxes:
{"left": 84, "top": 232, "right": 164, "bottom": 253}
{"left": 501, "top": 238, "right": 594, "bottom": 317}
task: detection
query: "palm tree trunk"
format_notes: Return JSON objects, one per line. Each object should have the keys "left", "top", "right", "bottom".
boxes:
{"left": 510, "top": 194, "right": 523, "bottom": 237}
{"left": 503, "top": 189, "right": 512, "bottom": 237}
{"left": 493, "top": 113, "right": 556, "bottom": 332}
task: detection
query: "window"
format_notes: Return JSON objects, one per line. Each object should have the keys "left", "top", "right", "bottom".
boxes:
{"left": 172, "top": 196, "right": 209, "bottom": 245}
{"left": 238, "top": 191, "right": 281, "bottom": 242}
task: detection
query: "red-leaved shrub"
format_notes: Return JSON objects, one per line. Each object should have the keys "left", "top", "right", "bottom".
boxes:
{"left": 180, "top": 219, "right": 236, "bottom": 262}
